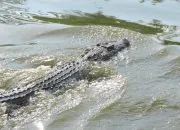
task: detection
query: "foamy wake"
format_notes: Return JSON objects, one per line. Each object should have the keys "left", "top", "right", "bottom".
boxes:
{"left": 3, "top": 74, "right": 126, "bottom": 130}
{"left": 74, "top": 75, "right": 126, "bottom": 130}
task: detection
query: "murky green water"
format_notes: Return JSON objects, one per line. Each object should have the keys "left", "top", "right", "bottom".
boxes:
{"left": 0, "top": 0, "right": 180, "bottom": 130}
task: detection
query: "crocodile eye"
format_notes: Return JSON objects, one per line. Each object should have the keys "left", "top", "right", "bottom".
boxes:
{"left": 87, "top": 56, "right": 91, "bottom": 60}
{"left": 107, "top": 45, "right": 114, "bottom": 51}
{"left": 96, "top": 43, "right": 100, "bottom": 47}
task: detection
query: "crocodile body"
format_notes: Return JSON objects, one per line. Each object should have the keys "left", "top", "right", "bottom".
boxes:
{"left": 0, "top": 59, "right": 84, "bottom": 105}
{"left": 0, "top": 39, "right": 130, "bottom": 106}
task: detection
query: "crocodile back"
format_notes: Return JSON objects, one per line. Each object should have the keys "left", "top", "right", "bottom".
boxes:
{"left": 0, "top": 39, "right": 130, "bottom": 105}
{"left": 0, "top": 59, "right": 85, "bottom": 103}
{"left": 40, "top": 59, "right": 85, "bottom": 90}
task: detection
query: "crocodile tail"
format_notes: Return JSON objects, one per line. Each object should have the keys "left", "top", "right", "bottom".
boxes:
{"left": 0, "top": 81, "right": 40, "bottom": 104}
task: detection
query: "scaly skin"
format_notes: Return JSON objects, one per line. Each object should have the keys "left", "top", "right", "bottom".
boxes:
{"left": 0, "top": 39, "right": 130, "bottom": 106}
{"left": 0, "top": 59, "right": 85, "bottom": 104}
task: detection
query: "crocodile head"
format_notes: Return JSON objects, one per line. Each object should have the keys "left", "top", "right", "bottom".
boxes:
{"left": 82, "top": 38, "right": 130, "bottom": 61}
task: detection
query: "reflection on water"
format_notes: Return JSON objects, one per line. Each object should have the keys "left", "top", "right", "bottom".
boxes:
{"left": 1, "top": 0, "right": 25, "bottom": 4}
{"left": 0, "top": 0, "right": 33, "bottom": 24}
{"left": 1, "top": 0, "right": 180, "bottom": 26}
{"left": 140, "top": 0, "right": 164, "bottom": 4}
{"left": 140, "top": 0, "right": 180, "bottom": 4}
{"left": 34, "top": 121, "right": 44, "bottom": 130}
{"left": 1, "top": 0, "right": 180, "bottom": 45}
{"left": 33, "top": 12, "right": 163, "bottom": 34}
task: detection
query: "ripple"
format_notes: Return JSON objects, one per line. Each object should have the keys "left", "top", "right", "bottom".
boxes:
{"left": 0, "top": 74, "right": 125, "bottom": 130}
{"left": 0, "top": 44, "right": 16, "bottom": 47}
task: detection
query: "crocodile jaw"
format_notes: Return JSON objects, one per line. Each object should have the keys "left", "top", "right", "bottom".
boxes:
{"left": 82, "top": 38, "right": 130, "bottom": 61}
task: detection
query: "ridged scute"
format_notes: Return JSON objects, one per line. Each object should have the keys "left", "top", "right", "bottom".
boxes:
{"left": 0, "top": 39, "right": 130, "bottom": 104}
{"left": 0, "top": 59, "right": 85, "bottom": 103}
{"left": 0, "top": 82, "right": 37, "bottom": 102}
{"left": 40, "top": 59, "right": 84, "bottom": 90}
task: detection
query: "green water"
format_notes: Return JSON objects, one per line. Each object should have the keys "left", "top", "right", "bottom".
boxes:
{"left": 0, "top": 0, "right": 180, "bottom": 130}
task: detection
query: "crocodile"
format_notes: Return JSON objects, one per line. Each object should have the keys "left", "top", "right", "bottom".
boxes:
{"left": 0, "top": 38, "right": 130, "bottom": 109}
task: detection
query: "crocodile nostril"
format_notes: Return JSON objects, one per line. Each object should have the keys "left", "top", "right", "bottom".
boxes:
{"left": 96, "top": 43, "right": 100, "bottom": 46}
